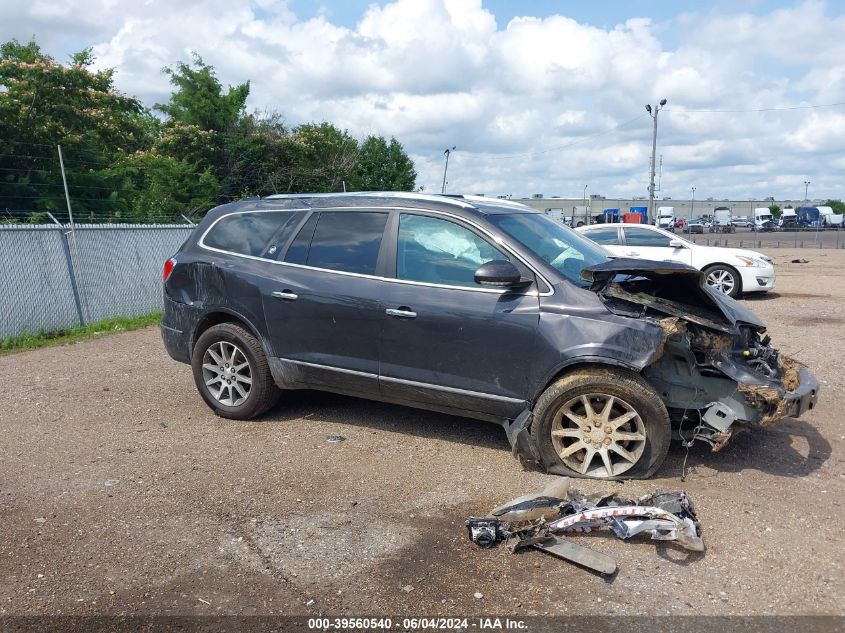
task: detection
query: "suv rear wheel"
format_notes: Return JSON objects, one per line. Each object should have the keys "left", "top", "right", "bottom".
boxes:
{"left": 531, "top": 367, "right": 670, "bottom": 480}
{"left": 191, "top": 323, "right": 281, "bottom": 419}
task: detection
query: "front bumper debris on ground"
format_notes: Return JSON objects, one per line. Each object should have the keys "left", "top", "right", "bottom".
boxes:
{"left": 466, "top": 478, "right": 703, "bottom": 576}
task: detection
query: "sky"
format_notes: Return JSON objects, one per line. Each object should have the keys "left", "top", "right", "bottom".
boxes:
{"left": 4, "top": 0, "right": 845, "bottom": 200}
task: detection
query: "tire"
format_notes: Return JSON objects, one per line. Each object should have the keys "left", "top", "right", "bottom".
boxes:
{"left": 703, "top": 264, "right": 741, "bottom": 298}
{"left": 191, "top": 323, "right": 281, "bottom": 419}
{"left": 530, "top": 367, "right": 670, "bottom": 480}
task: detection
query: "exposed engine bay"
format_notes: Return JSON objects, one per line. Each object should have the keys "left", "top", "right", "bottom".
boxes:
{"left": 581, "top": 259, "right": 820, "bottom": 451}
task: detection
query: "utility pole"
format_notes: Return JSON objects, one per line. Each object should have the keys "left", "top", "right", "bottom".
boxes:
{"left": 804, "top": 180, "right": 811, "bottom": 201}
{"left": 583, "top": 184, "right": 588, "bottom": 225}
{"left": 441, "top": 146, "right": 455, "bottom": 194}
{"left": 645, "top": 99, "right": 667, "bottom": 224}
{"left": 690, "top": 186, "right": 696, "bottom": 232}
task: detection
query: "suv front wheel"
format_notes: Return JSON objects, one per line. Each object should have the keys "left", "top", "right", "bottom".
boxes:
{"left": 531, "top": 367, "right": 670, "bottom": 479}
{"left": 191, "top": 323, "right": 281, "bottom": 419}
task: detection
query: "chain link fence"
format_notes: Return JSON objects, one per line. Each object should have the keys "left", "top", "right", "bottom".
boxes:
{"left": 0, "top": 223, "right": 194, "bottom": 339}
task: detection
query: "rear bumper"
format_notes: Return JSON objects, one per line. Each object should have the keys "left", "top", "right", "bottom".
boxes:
{"left": 160, "top": 294, "right": 194, "bottom": 364}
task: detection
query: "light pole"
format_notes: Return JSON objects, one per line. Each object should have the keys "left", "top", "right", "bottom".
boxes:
{"left": 441, "top": 146, "right": 456, "bottom": 194}
{"left": 645, "top": 99, "right": 667, "bottom": 224}
{"left": 583, "top": 184, "right": 588, "bottom": 225}
{"left": 689, "top": 186, "right": 696, "bottom": 233}
{"left": 804, "top": 180, "right": 811, "bottom": 201}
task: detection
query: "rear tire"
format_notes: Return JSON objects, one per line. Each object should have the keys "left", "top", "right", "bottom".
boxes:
{"left": 531, "top": 367, "right": 670, "bottom": 480}
{"left": 192, "top": 323, "right": 281, "bottom": 419}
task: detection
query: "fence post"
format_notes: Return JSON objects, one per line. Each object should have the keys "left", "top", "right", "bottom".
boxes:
{"left": 56, "top": 227, "right": 86, "bottom": 326}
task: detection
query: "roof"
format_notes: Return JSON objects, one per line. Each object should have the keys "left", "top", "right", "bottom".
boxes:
{"left": 261, "top": 191, "right": 540, "bottom": 215}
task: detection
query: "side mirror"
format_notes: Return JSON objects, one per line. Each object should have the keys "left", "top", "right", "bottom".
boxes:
{"left": 474, "top": 260, "right": 530, "bottom": 288}
{"left": 669, "top": 239, "right": 685, "bottom": 248}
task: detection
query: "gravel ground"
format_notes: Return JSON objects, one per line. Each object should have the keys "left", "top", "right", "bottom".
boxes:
{"left": 1, "top": 247, "right": 843, "bottom": 618}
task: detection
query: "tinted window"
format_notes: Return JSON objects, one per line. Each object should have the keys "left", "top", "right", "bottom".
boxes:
{"left": 397, "top": 214, "right": 508, "bottom": 287}
{"left": 284, "top": 213, "right": 319, "bottom": 264}
{"left": 623, "top": 228, "right": 672, "bottom": 247}
{"left": 204, "top": 211, "right": 296, "bottom": 257}
{"left": 305, "top": 212, "right": 388, "bottom": 274}
{"left": 263, "top": 211, "right": 307, "bottom": 260}
{"left": 582, "top": 226, "right": 621, "bottom": 245}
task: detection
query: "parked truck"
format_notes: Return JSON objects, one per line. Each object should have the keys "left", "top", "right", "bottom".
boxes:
{"left": 779, "top": 207, "right": 798, "bottom": 229}
{"left": 711, "top": 206, "right": 735, "bottom": 233}
{"left": 796, "top": 206, "right": 821, "bottom": 228}
{"left": 753, "top": 207, "right": 775, "bottom": 231}
{"left": 817, "top": 205, "right": 844, "bottom": 228}
{"left": 655, "top": 206, "right": 676, "bottom": 231}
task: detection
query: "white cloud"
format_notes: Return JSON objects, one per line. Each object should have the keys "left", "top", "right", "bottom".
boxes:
{"left": 2, "top": 0, "right": 844, "bottom": 199}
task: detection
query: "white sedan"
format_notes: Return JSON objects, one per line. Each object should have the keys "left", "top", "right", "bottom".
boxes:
{"left": 576, "top": 223, "right": 775, "bottom": 297}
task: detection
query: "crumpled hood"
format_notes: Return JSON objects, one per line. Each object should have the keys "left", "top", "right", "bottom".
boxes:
{"left": 581, "top": 258, "right": 765, "bottom": 330}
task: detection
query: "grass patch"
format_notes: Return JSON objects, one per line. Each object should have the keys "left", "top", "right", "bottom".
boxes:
{"left": 1, "top": 312, "right": 161, "bottom": 354}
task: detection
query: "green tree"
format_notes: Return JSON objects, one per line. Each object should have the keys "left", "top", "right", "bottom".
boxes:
{"left": 282, "top": 122, "right": 360, "bottom": 193}
{"left": 220, "top": 112, "right": 292, "bottom": 199}
{"left": 351, "top": 136, "right": 416, "bottom": 191}
{"left": 155, "top": 54, "right": 249, "bottom": 132}
{"left": 106, "top": 151, "right": 219, "bottom": 221}
{"left": 768, "top": 204, "right": 781, "bottom": 218}
{"left": 0, "top": 39, "right": 154, "bottom": 221}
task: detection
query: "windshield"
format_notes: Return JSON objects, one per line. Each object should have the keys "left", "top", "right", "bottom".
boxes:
{"left": 486, "top": 213, "right": 608, "bottom": 286}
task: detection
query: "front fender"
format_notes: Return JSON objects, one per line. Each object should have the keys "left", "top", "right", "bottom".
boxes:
{"left": 532, "top": 312, "right": 666, "bottom": 403}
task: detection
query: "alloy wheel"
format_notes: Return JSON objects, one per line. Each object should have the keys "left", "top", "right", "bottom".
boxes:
{"left": 201, "top": 341, "right": 252, "bottom": 406}
{"left": 551, "top": 393, "right": 647, "bottom": 478}
{"left": 706, "top": 268, "right": 736, "bottom": 295}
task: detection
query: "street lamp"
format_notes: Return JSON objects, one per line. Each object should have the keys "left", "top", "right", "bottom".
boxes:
{"left": 804, "top": 180, "right": 811, "bottom": 201}
{"left": 645, "top": 98, "right": 668, "bottom": 223}
{"left": 441, "top": 146, "right": 456, "bottom": 194}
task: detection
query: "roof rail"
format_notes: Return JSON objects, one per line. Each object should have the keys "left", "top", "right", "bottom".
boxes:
{"left": 263, "top": 191, "right": 476, "bottom": 208}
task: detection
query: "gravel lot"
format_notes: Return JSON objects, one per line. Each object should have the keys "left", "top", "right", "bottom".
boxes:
{"left": 1, "top": 248, "right": 843, "bottom": 618}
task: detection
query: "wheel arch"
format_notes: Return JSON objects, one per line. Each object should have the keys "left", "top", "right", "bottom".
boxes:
{"left": 190, "top": 308, "right": 266, "bottom": 357}
{"left": 531, "top": 357, "right": 644, "bottom": 407}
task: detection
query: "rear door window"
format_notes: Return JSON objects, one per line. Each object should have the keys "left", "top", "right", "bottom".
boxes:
{"left": 204, "top": 211, "right": 297, "bottom": 257}
{"left": 622, "top": 228, "right": 672, "bottom": 247}
{"left": 302, "top": 211, "right": 389, "bottom": 275}
{"left": 582, "top": 226, "right": 622, "bottom": 245}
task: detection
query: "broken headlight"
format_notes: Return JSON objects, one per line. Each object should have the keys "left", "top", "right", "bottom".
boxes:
{"left": 465, "top": 517, "right": 505, "bottom": 549}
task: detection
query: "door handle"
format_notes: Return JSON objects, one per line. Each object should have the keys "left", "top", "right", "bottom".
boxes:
{"left": 271, "top": 290, "right": 298, "bottom": 301}
{"left": 626, "top": 251, "right": 640, "bottom": 256}
{"left": 386, "top": 307, "right": 417, "bottom": 318}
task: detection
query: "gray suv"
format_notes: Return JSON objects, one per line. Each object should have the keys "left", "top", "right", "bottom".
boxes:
{"left": 161, "top": 193, "right": 818, "bottom": 480}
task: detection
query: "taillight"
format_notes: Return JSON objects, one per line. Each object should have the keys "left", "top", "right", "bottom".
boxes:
{"left": 163, "top": 257, "right": 176, "bottom": 282}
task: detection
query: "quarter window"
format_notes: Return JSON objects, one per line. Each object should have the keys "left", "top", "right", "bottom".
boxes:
{"left": 304, "top": 211, "right": 388, "bottom": 275}
{"left": 623, "top": 228, "right": 672, "bottom": 247}
{"left": 204, "top": 211, "right": 297, "bottom": 257}
{"left": 582, "top": 227, "right": 621, "bottom": 245}
{"left": 397, "top": 214, "right": 508, "bottom": 287}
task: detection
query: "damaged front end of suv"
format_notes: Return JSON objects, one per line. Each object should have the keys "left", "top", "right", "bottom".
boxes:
{"left": 584, "top": 259, "right": 819, "bottom": 451}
